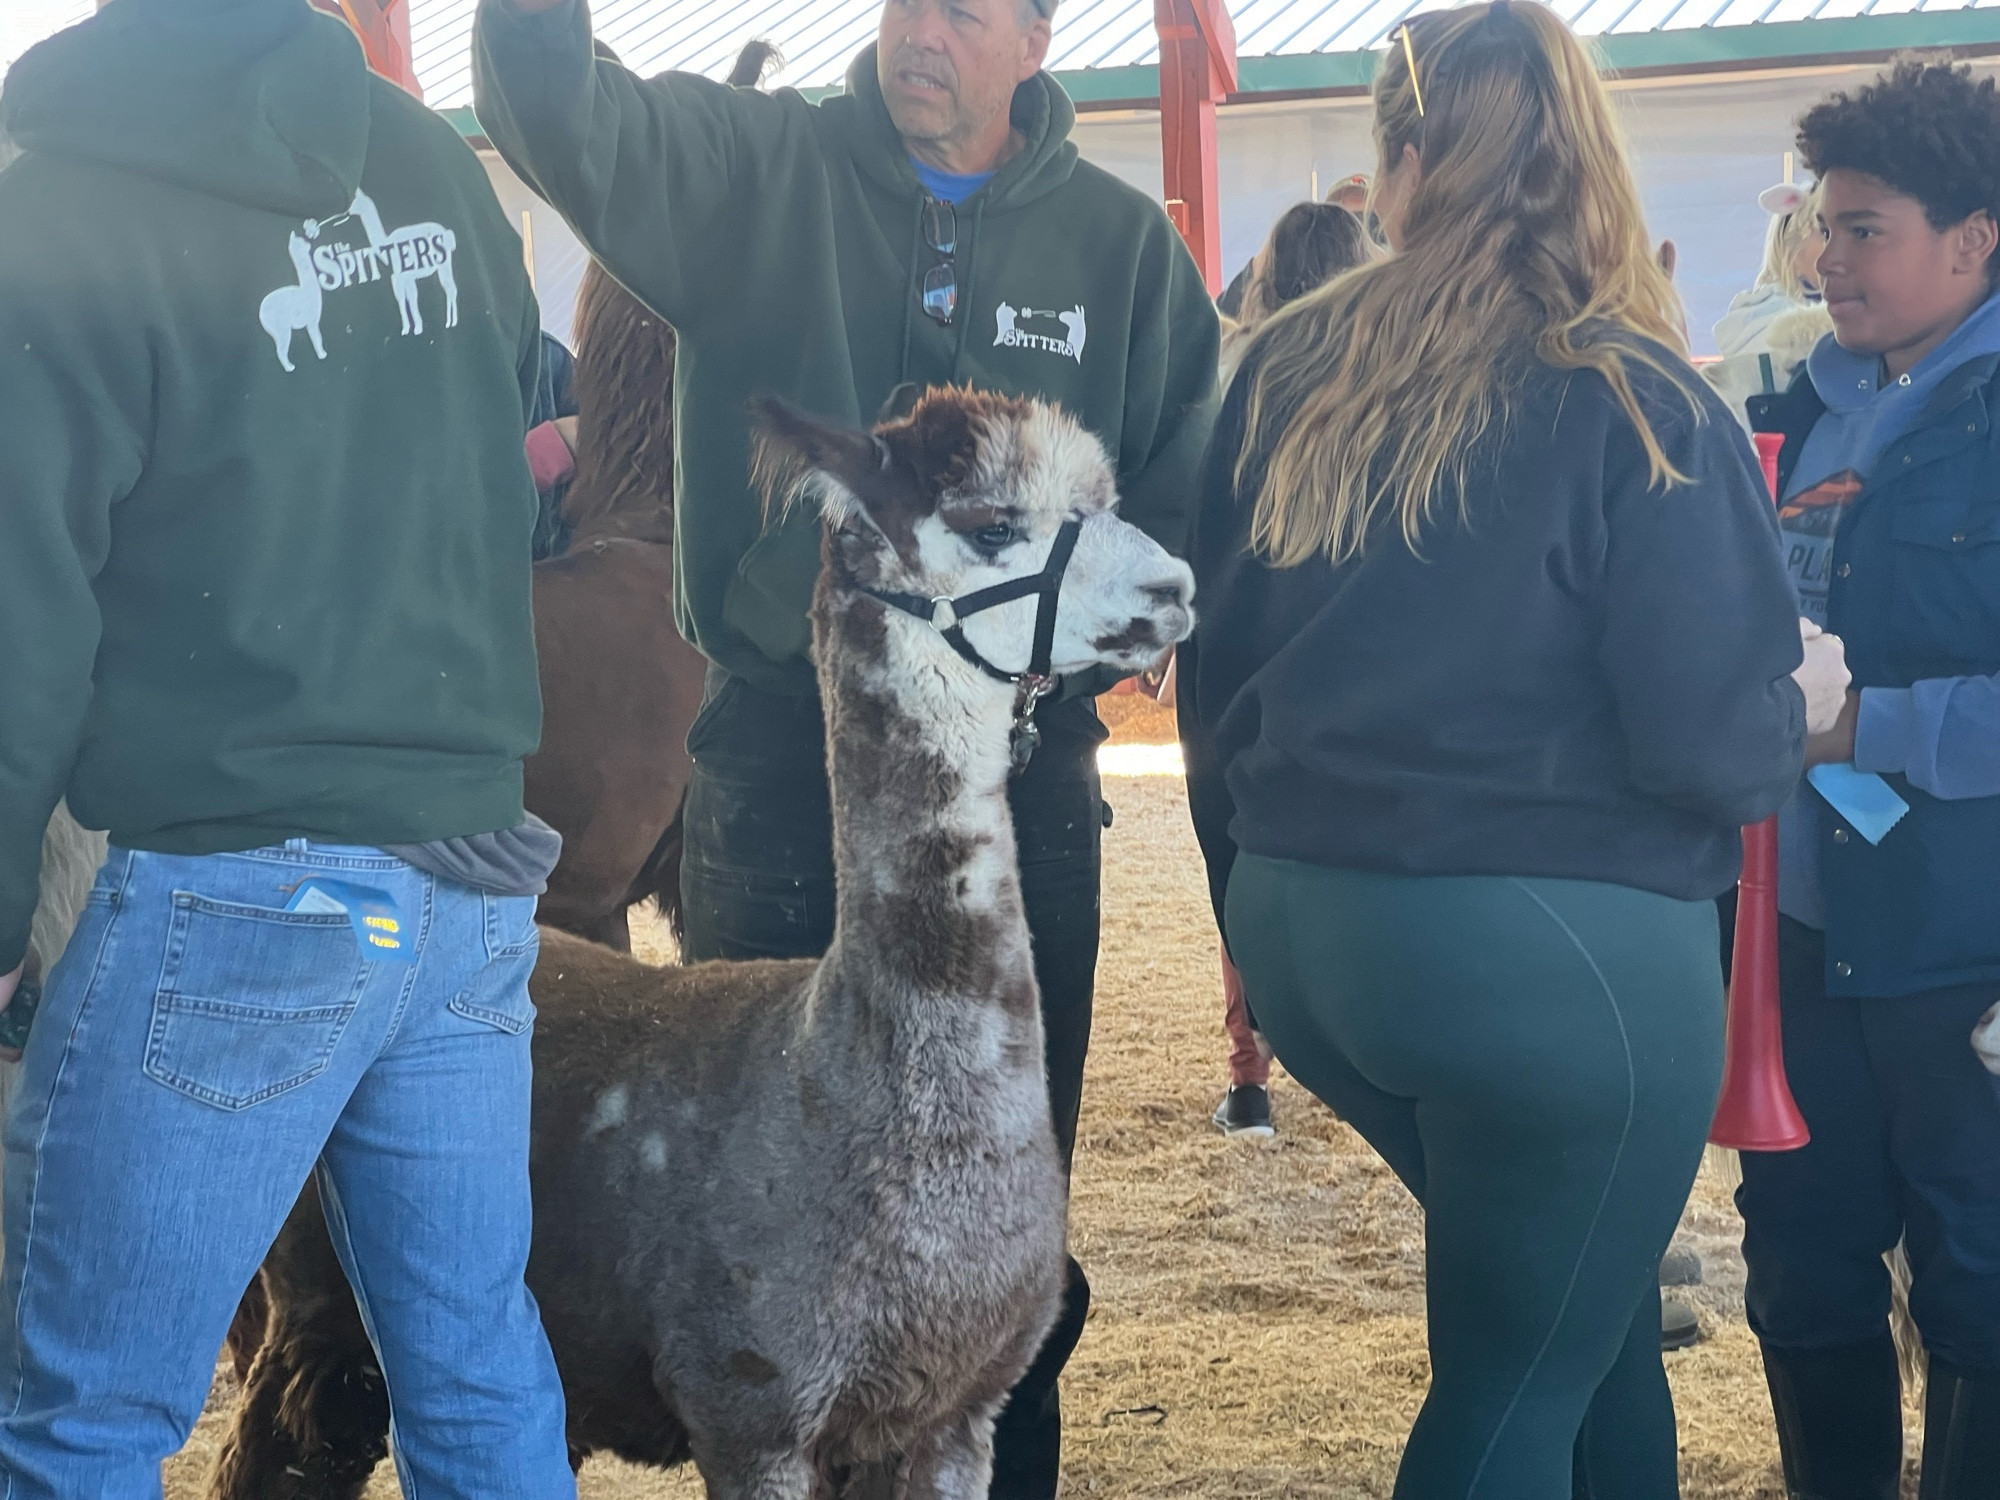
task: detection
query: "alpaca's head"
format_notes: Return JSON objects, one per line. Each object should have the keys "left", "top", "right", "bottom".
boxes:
{"left": 755, "top": 388, "right": 1194, "bottom": 680}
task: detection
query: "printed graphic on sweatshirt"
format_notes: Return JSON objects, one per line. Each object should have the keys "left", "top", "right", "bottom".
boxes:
{"left": 994, "top": 302, "right": 1086, "bottom": 364}
{"left": 1779, "top": 469, "right": 1863, "bottom": 627}
{"left": 257, "top": 191, "right": 459, "bottom": 371}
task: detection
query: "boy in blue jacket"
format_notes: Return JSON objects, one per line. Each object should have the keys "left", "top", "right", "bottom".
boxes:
{"left": 1743, "top": 60, "right": 2000, "bottom": 1500}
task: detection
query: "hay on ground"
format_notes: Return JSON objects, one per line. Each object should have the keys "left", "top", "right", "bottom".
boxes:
{"left": 163, "top": 749, "right": 1887, "bottom": 1497}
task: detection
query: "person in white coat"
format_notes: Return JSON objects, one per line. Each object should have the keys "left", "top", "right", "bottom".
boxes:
{"left": 1705, "top": 180, "right": 1833, "bottom": 427}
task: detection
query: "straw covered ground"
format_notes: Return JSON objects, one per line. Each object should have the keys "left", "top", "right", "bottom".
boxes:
{"left": 161, "top": 695, "right": 1882, "bottom": 1497}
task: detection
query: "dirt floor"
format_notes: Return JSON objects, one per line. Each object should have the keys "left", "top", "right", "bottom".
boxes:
{"left": 161, "top": 694, "right": 1910, "bottom": 1497}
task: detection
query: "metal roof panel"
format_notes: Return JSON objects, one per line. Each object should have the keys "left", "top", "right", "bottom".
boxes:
{"left": 0, "top": 0, "right": 1983, "bottom": 112}
{"left": 404, "top": 0, "right": 1983, "bottom": 103}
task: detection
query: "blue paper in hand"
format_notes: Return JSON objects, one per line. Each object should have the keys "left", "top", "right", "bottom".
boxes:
{"left": 1807, "top": 763, "right": 1910, "bottom": 846}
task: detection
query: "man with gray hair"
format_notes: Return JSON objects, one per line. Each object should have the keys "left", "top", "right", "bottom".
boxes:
{"left": 472, "top": 0, "right": 1217, "bottom": 1492}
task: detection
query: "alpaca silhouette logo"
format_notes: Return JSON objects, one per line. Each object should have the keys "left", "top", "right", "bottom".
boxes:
{"left": 345, "top": 191, "right": 458, "bottom": 336}
{"left": 258, "top": 221, "right": 327, "bottom": 373}
{"left": 255, "top": 190, "right": 461, "bottom": 370}
{"left": 993, "top": 302, "right": 1087, "bottom": 364}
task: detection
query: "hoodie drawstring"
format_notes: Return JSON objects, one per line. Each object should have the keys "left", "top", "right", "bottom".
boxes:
{"left": 948, "top": 196, "right": 984, "bottom": 378}
{"left": 898, "top": 201, "right": 923, "bottom": 389}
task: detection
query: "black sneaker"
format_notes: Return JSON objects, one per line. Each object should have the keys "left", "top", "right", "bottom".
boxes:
{"left": 1662, "top": 1296, "right": 1702, "bottom": 1352}
{"left": 1213, "top": 1084, "right": 1275, "bottom": 1138}
{"left": 1659, "top": 1246, "right": 1704, "bottom": 1287}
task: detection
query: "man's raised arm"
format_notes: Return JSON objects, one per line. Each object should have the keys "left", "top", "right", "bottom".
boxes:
{"left": 473, "top": 0, "right": 811, "bottom": 330}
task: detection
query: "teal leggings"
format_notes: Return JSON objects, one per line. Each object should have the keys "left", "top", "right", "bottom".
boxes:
{"left": 1226, "top": 858, "right": 1725, "bottom": 1500}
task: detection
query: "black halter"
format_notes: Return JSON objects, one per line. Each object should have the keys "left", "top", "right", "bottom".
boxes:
{"left": 861, "top": 518, "right": 1084, "bottom": 774}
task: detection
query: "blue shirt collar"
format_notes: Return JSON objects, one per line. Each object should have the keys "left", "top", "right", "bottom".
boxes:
{"left": 911, "top": 156, "right": 994, "bottom": 205}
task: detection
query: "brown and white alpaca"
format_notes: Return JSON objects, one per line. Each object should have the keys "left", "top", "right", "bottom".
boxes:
{"left": 213, "top": 387, "right": 1194, "bottom": 1499}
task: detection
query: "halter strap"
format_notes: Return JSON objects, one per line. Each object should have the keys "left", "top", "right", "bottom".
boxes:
{"left": 859, "top": 518, "right": 1084, "bottom": 773}
{"left": 861, "top": 518, "right": 1083, "bottom": 686}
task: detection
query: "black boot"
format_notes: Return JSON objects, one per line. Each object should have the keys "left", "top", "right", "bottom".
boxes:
{"left": 1760, "top": 1333, "right": 1904, "bottom": 1500}
{"left": 1918, "top": 1362, "right": 2000, "bottom": 1500}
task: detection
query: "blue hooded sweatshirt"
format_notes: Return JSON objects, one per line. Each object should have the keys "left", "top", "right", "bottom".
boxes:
{"left": 1777, "top": 289, "right": 2000, "bottom": 927}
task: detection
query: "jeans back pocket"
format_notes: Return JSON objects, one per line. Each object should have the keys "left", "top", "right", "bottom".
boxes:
{"left": 145, "top": 892, "right": 367, "bottom": 1111}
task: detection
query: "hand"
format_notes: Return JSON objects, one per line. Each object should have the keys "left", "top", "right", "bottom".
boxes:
{"left": 1792, "top": 619, "right": 1852, "bottom": 735}
{"left": 1974, "top": 1001, "right": 2000, "bottom": 1076}
{"left": 1805, "top": 690, "right": 1860, "bottom": 768}
{"left": 0, "top": 965, "right": 22, "bottom": 1065}
{"left": 553, "top": 415, "right": 579, "bottom": 456}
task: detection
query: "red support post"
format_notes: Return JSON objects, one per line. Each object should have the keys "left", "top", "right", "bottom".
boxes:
{"left": 1154, "top": 0, "right": 1236, "bottom": 295}
{"left": 311, "top": 0, "right": 424, "bottom": 101}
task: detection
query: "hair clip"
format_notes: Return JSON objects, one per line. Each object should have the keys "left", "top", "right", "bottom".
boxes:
{"left": 1399, "top": 24, "right": 1426, "bottom": 117}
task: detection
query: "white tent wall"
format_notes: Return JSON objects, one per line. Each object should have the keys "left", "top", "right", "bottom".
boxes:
{"left": 489, "top": 55, "right": 2000, "bottom": 356}
{"left": 483, "top": 155, "right": 595, "bottom": 348}
{"left": 1072, "top": 58, "right": 2000, "bottom": 356}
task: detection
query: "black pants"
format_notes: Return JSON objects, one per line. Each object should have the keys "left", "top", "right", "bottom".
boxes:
{"left": 679, "top": 670, "right": 1105, "bottom": 1499}
{"left": 1738, "top": 917, "right": 2000, "bottom": 1374}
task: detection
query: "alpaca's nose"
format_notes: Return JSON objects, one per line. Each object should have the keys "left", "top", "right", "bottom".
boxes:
{"left": 1142, "top": 563, "right": 1195, "bottom": 613}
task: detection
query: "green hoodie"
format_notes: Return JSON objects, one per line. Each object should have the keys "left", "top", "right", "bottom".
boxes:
{"left": 472, "top": 0, "right": 1218, "bottom": 696}
{"left": 0, "top": 0, "right": 546, "bottom": 972}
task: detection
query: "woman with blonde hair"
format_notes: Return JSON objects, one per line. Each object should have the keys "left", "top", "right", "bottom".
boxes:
{"left": 1705, "top": 179, "right": 1833, "bottom": 427}
{"left": 1183, "top": 3, "right": 1850, "bottom": 1492}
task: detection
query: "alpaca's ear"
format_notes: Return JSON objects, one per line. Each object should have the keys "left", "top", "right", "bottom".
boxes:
{"left": 748, "top": 397, "right": 892, "bottom": 525}
{"left": 901, "top": 393, "right": 980, "bottom": 499}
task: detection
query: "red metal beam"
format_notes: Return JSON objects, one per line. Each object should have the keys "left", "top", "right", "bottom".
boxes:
{"left": 1154, "top": 0, "right": 1236, "bottom": 294}
{"left": 312, "top": 0, "right": 423, "bottom": 100}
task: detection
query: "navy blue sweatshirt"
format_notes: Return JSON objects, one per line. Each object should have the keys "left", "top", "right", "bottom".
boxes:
{"left": 1182, "top": 341, "right": 1808, "bottom": 922}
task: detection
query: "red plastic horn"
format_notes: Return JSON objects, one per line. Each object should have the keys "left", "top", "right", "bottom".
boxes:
{"left": 1710, "top": 432, "right": 1810, "bottom": 1152}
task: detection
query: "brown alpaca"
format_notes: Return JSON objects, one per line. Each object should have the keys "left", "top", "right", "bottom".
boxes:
{"left": 523, "top": 259, "right": 704, "bottom": 949}
{"left": 522, "top": 33, "right": 779, "bottom": 948}
{"left": 211, "top": 388, "right": 1194, "bottom": 1499}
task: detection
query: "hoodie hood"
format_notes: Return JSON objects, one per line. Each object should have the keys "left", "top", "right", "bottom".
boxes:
{"left": 841, "top": 44, "right": 1077, "bottom": 211}
{"left": 1788, "top": 288, "right": 2000, "bottom": 500}
{"left": 1809, "top": 287, "right": 2000, "bottom": 420}
{"left": 0, "top": 0, "right": 369, "bottom": 219}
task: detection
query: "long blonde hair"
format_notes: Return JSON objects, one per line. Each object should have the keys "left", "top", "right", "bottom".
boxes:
{"left": 1242, "top": 1, "right": 1696, "bottom": 568}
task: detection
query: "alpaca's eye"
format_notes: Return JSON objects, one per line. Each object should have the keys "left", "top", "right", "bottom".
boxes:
{"left": 971, "top": 524, "right": 1018, "bottom": 552}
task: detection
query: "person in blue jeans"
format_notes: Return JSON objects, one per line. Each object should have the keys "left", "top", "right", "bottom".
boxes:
{"left": 0, "top": 1, "right": 573, "bottom": 1494}
{"left": 1738, "top": 61, "right": 2000, "bottom": 1500}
